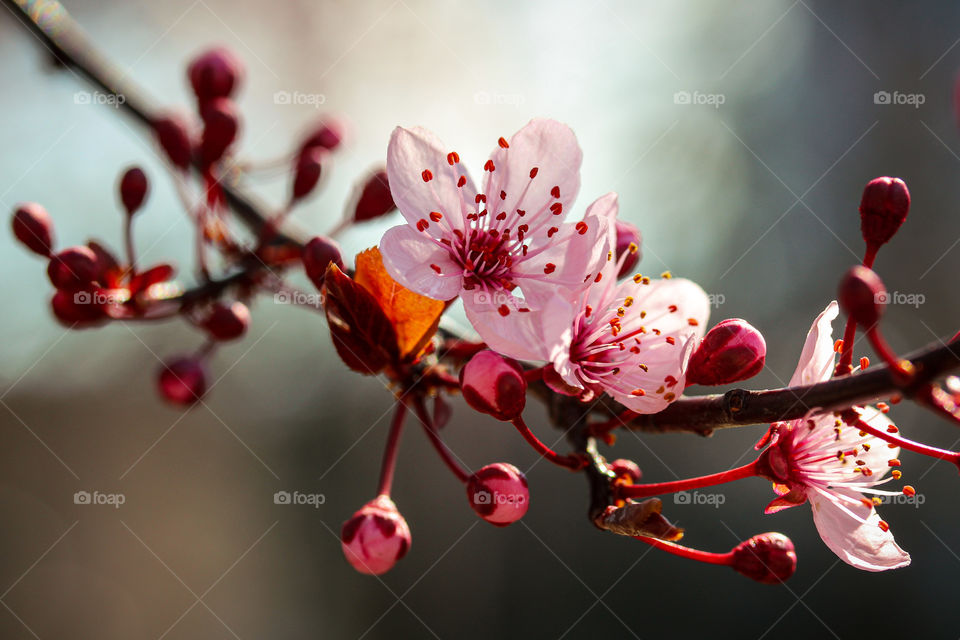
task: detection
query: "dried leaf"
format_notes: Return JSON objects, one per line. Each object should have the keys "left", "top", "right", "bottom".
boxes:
{"left": 354, "top": 247, "right": 445, "bottom": 359}
{"left": 597, "top": 499, "right": 685, "bottom": 541}
{"left": 322, "top": 264, "right": 400, "bottom": 375}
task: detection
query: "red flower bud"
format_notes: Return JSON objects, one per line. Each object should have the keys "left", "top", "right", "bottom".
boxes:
{"left": 341, "top": 495, "right": 411, "bottom": 575}
{"left": 158, "top": 357, "right": 207, "bottom": 405}
{"left": 119, "top": 167, "right": 149, "bottom": 216}
{"left": 300, "top": 118, "right": 345, "bottom": 154}
{"left": 730, "top": 532, "right": 797, "bottom": 584}
{"left": 609, "top": 458, "right": 642, "bottom": 483}
{"left": 353, "top": 169, "right": 396, "bottom": 222}
{"left": 459, "top": 351, "right": 527, "bottom": 421}
{"left": 615, "top": 220, "right": 642, "bottom": 278}
{"left": 12, "top": 202, "right": 55, "bottom": 257}
{"left": 199, "top": 98, "right": 240, "bottom": 166}
{"left": 47, "top": 246, "right": 100, "bottom": 291}
{"left": 838, "top": 265, "right": 885, "bottom": 327}
{"left": 859, "top": 177, "right": 909, "bottom": 250}
{"left": 302, "top": 236, "right": 343, "bottom": 290}
{"left": 202, "top": 301, "right": 250, "bottom": 341}
{"left": 291, "top": 147, "right": 323, "bottom": 202}
{"left": 50, "top": 289, "right": 105, "bottom": 327}
{"left": 188, "top": 46, "right": 244, "bottom": 103}
{"left": 153, "top": 114, "right": 193, "bottom": 171}
{"left": 687, "top": 319, "right": 766, "bottom": 386}
{"left": 466, "top": 463, "right": 529, "bottom": 526}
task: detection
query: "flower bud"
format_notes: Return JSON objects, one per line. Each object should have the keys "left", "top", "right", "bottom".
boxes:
{"left": 459, "top": 351, "right": 527, "bottom": 421}
{"left": 302, "top": 236, "right": 343, "bottom": 290}
{"left": 47, "top": 246, "right": 100, "bottom": 291}
{"left": 12, "top": 202, "right": 54, "bottom": 256}
{"left": 466, "top": 463, "right": 529, "bottom": 526}
{"left": 300, "top": 118, "right": 345, "bottom": 154}
{"left": 615, "top": 220, "right": 642, "bottom": 278}
{"left": 859, "top": 177, "right": 909, "bottom": 250}
{"left": 730, "top": 532, "right": 797, "bottom": 584}
{"left": 50, "top": 289, "right": 105, "bottom": 327}
{"left": 838, "top": 265, "right": 885, "bottom": 327}
{"left": 199, "top": 98, "right": 240, "bottom": 167}
{"left": 353, "top": 169, "right": 396, "bottom": 222}
{"left": 202, "top": 301, "right": 250, "bottom": 341}
{"left": 291, "top": 147, "right": 323, "bottom": 202}
{"left": 188, "top": 46, "right": 244, "bottom": 103}
{"left": 609, "top": 458, "right": 642, "bottom": 483}
{"left": 153, "top": 114, "right": 193, "bottom": 171}
{"left": 341, "top": 495, "right": 411, "bottom": 575}
{"left": 158, "top": 357, "right": 207, "bottom": 405}
{"left": 119, "top": 167, "right": 149, "bottom": 216}
{"left": 687, "top": 319, "right": 766, "bottom": 386}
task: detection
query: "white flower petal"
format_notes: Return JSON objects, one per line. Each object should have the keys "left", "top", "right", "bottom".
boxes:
{"left": 380, "top": 224, "right": 463, "bottom": 300}
{"left": 809, "top": 489, "right": 910, "bottom": 571}
{"left": 789, "top": 301, "right": 839, "bottom": 387}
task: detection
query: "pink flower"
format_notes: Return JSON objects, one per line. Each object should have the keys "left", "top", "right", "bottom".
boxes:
{"left": 380, "top": 119, "right": 613, "bottom": 335}
{"left": 760, "top": 302, "right": 910, "bottom": 571}
{"left": 469, "top": 202, "right": 711, "bottom": 413}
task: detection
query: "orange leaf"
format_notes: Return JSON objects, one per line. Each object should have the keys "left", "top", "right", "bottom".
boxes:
{"left": 354, "top": 247, "right": 445, "bottom": 359}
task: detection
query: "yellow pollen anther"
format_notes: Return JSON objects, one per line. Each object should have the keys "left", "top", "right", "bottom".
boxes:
{"left": 624, "top": 296, "right": 634, "bottom": 307}
{"left": 661, "top": 271, "right": 672, "bottom": 279}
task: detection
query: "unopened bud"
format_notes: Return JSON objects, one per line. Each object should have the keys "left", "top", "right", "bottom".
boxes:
{"left": 47, "top": 246, "right": 100, "bottom": 291}
{"left": 341, "top": 495, "right": 411, "bottom": 575}
{"left": 199, "top": 98, "right": 240, "bottom": 166}
{"left": 157, "top": 356, "right": 207, "bottom": 405}
{"left": 730, "top": 532, "right": 797, "bottom": 584}
{"left": 466, "top": 463, "right": 529, "bottom": 526}
{"left": 609, "top": 458, "right": 642, "bottom": 483}
{"left": 12, "top": 202, "right": 55, "bottom": 256}
{"left": 291, "top": 147, "right": 323, "bottom": 202}
{"left": 353, "top": 169, "right": 396, "bottom": 222}
{"left": 459, "top": 351, "right": 527, "bottom": 421}
{"left": 302, "top": 236, "right": 343, "bottom": 290}
{"left": 615, "top": 220, "right": 642, "bottom": 278}
{"left": 300, "top": 118, "right": 345, "bottom": 153}
{"left": 687, "top": 319, "right": 766, "bottom": 386}
{"left": 859, "top": 177, "right": 909, "bottom": 250}
{"left": 202, "top": 301, "right": 250, "bottom": 341}
{"left": 153, "top": 114, "right": 193, "bottom": 171}
{"left": 188, "top": 46, "right": 244, "bottom": 103}
{"left": 838, "top": 265, "right": 885, "bottom": 327}
{"left": 119, "top": 167, "right": 149, "bottom": 216}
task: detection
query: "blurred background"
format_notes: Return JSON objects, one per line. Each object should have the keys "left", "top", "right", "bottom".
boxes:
{"left": 2, "top": 0, "right": 960, "bottom": 637}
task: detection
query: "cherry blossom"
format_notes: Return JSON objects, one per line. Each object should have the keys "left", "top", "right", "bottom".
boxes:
{"left": 760, "top": 302, "right": 911, "bottom": 571}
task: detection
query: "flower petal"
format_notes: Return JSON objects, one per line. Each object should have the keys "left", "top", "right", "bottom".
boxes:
{"left": 809, "top": 489, "right": 910, "bottom": 571}
{"left": 386, "top": 126, "right": 477, "bottom": 236}
{"left": 465, "top": 293, "right": 575, "bottom": 363}
{"left": 380, "top": 224, "right": 463, "bottom": 301}
{"left": 483, "top": 119, "right": 582, "bottom": 227}
{"left": 789, "top": 301, "right": 839, "bottom": 387}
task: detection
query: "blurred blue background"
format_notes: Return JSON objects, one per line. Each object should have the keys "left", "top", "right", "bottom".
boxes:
{"left": 2, "top": 1, "right": 960, "bottom": 637}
